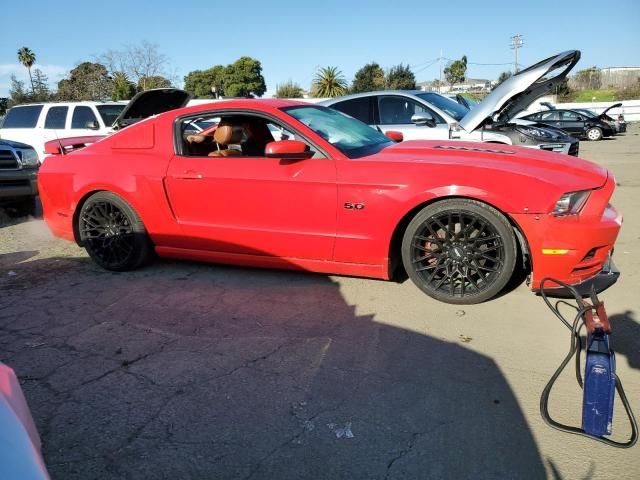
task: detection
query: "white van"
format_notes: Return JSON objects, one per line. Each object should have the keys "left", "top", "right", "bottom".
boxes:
{"left": 0, "top": 101, "right": 126, "bottom": 162}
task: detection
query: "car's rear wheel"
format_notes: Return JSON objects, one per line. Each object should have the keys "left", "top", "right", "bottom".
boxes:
{"left": 78, "top": 192, "right": 153, "bottom": 271}
{"left": 401, "top": 199, "right": 517, "bottom": 304}
{"left": 586, "top": 127, "right": 603, "bottom": 141}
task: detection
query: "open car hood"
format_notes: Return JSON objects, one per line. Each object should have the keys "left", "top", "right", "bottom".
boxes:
{"left": 459, "top": 50, "right": 581, "bottom": 132}
{"left": 113, "top": 88, "right": 191, "bottom": 129}
{"left": 600, "top": 102, "right": 622, "bottom": 117}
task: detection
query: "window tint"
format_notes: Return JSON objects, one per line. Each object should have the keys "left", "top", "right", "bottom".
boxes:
{"left": 540, "top": 111, "right": 559, "bottom": 121}
{"left": 96, "top": 105, "right": 125, "bottom": 126}
{"left": 71, "top": 106, "right": 98, "bottom": 129}
{"left": 44, "top": 106, "right": 68, "bottom": 129}
{"left": 331, "top": 98, "right": 372, "bottom": 124}
{"left": 560, "top": 111, "right": 580, "bottom": 121}
{"left": 378, "top": 96, "right": 432, "bottom": 125}
{"left": 2, "top": 105, "right": 43, "bottom": 128}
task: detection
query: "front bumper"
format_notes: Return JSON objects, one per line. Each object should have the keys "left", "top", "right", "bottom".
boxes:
{"left": 535, "top": 256, "right": 620, "bottom": 298}
{"left": 512, "top": 175, "right": 621, "bottom": 292}
{"left": 0, "top": 168, "right": 38, "bottom": 202}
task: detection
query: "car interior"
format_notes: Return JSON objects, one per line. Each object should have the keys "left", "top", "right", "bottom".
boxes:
{"left": 180, "top": 114, "right": 308, "bottom": 157}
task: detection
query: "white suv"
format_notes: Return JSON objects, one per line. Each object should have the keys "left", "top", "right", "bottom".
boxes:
{"left": 0, "top": 101, "right": 126, "bottom": 162}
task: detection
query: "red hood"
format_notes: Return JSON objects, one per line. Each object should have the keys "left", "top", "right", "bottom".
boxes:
{"left": 370, "top": 140, "right": 608, "bottom": 192}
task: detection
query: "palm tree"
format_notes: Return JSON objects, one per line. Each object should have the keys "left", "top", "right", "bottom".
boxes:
{"left": 313, "top": 66, "right": 347, "bottom": 98}
{"left": 17, "top": 47, "right": 36, "bottom": 94}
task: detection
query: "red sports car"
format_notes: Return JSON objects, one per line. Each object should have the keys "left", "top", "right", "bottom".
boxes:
{"left": 38, "top": 87, "right": 621, "bottom": 304}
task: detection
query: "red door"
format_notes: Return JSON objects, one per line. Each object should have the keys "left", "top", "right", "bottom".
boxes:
{"left": 164, "top": 154, "right": 337, "bottom": 260}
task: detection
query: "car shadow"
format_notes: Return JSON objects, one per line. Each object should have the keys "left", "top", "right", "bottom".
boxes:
{"left": 608, "top": 310, "right": 640, "bottom": 370}
{"left": 0, "top": 246, "right": 546, "bottom": 479}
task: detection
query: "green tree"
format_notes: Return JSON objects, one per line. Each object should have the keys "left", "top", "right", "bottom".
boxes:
{"left": 8, "top": 75, "right": 30, "bottom": 107}
{"left": 444, "top": 55, "right": 467, "bottom": 86}
{"left": 574, "top": 67, "right": 601, "bottom": 90}
{"left": 137, "top": 75, "right": 172, "bottom": 91}
{"left": 57, "top": 62, "right": 113, "bottom": 101}
{"left": 275, "top": 80, "right": 304, "bottom": 98}
{"left": 111, "top": 72, "right": 136, "bottom": 100}
{"left": 385, "top": 64, "right": 416, "bottom": 90}
{"left": 223, "top": 56, "right": 266, "bottom": 97}
{"left": 493, "top": 71, "right": 513, "bottom": 89}
{"left": 184, "top": 65, "right": 226, "bottom": 98}
{"left": 17, "top": 47, "right": 36, "bottom": 94}
{"left": 0, "top": 98, "right": 7, "bottom": 116}
{"left": 351, "top": 62, "right": 385, "bottom": 93}
{"left": 31, "top": 68, "right": 51, "bottom": 101}
{"left": 313, "top": 66, "right": 347, "bottom": 98}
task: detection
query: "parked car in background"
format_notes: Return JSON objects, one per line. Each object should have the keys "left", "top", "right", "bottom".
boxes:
{"left": 0, "top": 138, "right": 39, "bottom": 216}
{"left": 444, "top": 93, "right": 479, "bottom": 110}
{"left": 541, "top": 101, "right": 626, "bottom": 133}
{"left": 322, "top": 51, "right": 581, "bottom": 156}
{"left": 518, "top": 108, "right": 616, "bottom": 141}
{"left": 0, "top": 101, "right": 126, "bottom": 162}
{"left": 39, "top": 93, "right": 620, "bottom": 304}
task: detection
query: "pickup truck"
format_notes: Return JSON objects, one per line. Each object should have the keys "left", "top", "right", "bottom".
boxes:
{"left": 0, "top": 139, "right": 39, "bottom": 217}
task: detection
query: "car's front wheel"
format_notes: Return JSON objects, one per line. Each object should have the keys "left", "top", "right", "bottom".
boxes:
{"left": 78, "top": 192, "right": 153, "bottom": 271}
{"left": 401, "top": 199, "right": 517, "bottom": 304}
{"left": 586, "top": 127, "right": 603, "bottom": 141}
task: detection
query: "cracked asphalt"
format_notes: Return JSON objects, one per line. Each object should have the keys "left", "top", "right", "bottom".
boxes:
{"left": 1, "top": 124, "right": 640, "bottom": 479}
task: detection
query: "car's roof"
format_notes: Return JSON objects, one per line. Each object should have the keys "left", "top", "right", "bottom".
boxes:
{"left": 167, "top": 98, "right": 313, "bottom": 116}
{"left": 11, "top": 101, "right": 126, "bottom": 108}
{"left": 321, "top": 90, "right": 427, "bottom": 104}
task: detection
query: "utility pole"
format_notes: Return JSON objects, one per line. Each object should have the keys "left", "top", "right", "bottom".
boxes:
{"left": 510, "top": 34, "right": 524, "bottom": 73}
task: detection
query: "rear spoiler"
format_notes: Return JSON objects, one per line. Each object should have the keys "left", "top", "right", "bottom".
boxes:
{"left": 44, "top": 135, "right": 106, "bottom": 155}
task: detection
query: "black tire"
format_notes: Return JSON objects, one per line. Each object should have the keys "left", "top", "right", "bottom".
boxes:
{"left": 586, "top": 127, "right": 603, "bottom": 141}
{"left": 401, "top": 198, "right": 517, "bottom": 304}
{"left": 78, "top": 191, "right": 153, "bottom": 271}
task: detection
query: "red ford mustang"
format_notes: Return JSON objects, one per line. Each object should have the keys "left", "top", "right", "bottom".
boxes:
{"left": 38, "top": 85, "right": 621, "bottom": 304}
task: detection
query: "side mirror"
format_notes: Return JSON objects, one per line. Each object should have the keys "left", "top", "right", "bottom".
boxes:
{"left": 385, "top": 131, "right": 403, "bottom": 142}
{"left": 411, "top": 113, "right": 436, "bottom": 128}
{"left": 86, "top": 120, "right": 100, "bottom": 130}
{"left": 265, "top": 140, "right": 313, "bottom": 160}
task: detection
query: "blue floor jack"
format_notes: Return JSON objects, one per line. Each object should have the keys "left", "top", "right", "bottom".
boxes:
{"left": 539, "top": 278, "right": 637, "bottom": 448}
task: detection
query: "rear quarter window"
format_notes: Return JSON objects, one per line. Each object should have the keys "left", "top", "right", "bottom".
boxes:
{"left": 2, "top": 105, "right": 43, "bottom": 128}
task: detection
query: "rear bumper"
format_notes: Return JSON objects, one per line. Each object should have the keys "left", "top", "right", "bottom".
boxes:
{"left": 535, "top": 256, "right": 620, "bottom": 298}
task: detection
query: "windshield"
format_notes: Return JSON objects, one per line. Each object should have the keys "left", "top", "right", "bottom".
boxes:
{"left": 415, "top": 93, "right": 468, "bottom": 121}
{"left": 283, "top": 105, "right": 393, "bottom": 158}
{"left": 97, "top": 104, "right": 126, "bottom": 126}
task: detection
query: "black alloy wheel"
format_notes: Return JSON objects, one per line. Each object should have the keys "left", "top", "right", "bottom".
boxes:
{"left": 402, "top": 199, "right": 517, "bottom": 304}
{"left": 78, "top": 192, "right": 152, "bottom": 271}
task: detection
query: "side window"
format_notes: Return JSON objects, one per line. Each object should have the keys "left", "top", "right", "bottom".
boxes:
{"left": 377, "top": 96, "right": 435, "bottom": 125}
{"left": 44, "top": 106, "right": 68, "bottom": 129}
{"left": 560, "top": 111, "right": 579, "bottom": 121}
{"left": 529, "top": 113, "right": 542, "bottom": 121}
{"left": 331, "top": 98, "right": 372, "bottom": 124}
{"left": 2, "top": 105, "right": 43, "bottom": 128}
{"left": 180, "top": 113, "right": 317, "bottom": 158}
{"left": 71, "top": 106, "right": 98, "bottom": 129}
{"left": 540, "top": 111, "right": 559, "bottom": 121}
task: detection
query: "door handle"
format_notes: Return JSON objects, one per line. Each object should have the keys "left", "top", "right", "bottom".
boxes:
{"left": 178, "top": 170, "right": 203, "bottom": 180}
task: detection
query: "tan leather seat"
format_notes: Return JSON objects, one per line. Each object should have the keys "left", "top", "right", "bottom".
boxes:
{"left": 208, "top": 124, "right": 244, "bottom": 157}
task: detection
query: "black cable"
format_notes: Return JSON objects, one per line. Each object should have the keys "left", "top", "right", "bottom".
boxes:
{"left": 539, "top": 277, "right": 638, "bottom": 448}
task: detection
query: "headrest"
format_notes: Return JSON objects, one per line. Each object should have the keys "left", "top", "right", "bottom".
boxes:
{"left": 214, "top": 124, "right": 244, "bottom": 145}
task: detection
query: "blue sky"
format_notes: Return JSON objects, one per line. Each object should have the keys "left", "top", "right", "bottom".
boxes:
{"left": 2, "top": 0, "right": 639, "bottom": 97}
